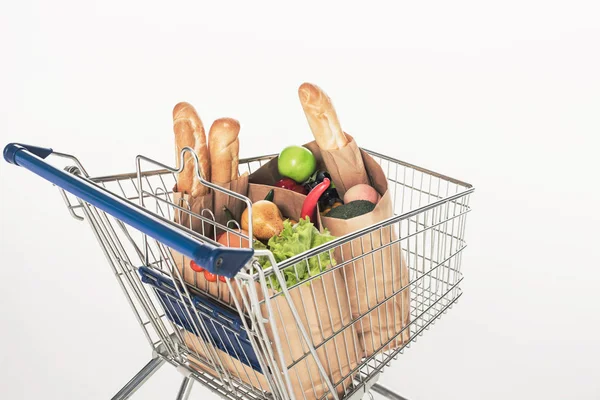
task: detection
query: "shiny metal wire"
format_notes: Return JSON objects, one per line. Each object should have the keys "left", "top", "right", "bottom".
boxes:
{"left": 55, "top": 149, "right": 473, "bottom": 400}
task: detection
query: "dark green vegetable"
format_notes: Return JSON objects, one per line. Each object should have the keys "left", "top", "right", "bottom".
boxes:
{"left": 265, "top": 189, "right": 275, "bottom": 202}
{"left": 223, "top": 206, "right": 237, "bottom": 229}
{"left": 325, "top": 200, "right": 375, "bottom": 219}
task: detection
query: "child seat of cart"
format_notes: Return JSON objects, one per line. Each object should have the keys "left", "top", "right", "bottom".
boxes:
{"left": 139, "top": 266, "right": 262, "bottom": 372}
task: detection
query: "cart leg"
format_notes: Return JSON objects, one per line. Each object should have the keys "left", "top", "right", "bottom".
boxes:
{"left": 111, "top": 357, "right": 165, "bottom": 400}
{"left": 175, "top": 377, "right": 194, "bottom": 400}
{"left": 371, "top": 383, "right": 410, "bottom": 400}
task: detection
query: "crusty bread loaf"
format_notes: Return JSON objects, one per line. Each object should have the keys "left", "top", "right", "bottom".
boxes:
{"left": 173, "top": 102, "right": 210, "bottom": 196}
{"left": 298, "top": 83, "right": 349, "bottom": 150}
{"left": 209, "top": 118, "right": 240, "bottom": 184}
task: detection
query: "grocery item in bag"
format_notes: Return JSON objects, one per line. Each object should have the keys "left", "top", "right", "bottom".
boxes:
{"left": 299, "top": 83, "right": 411, "bottom": 357}
{"left": 322, "top": 178, "right": 411, "bottom": 356}
{"left": 208, "top": 117, "right": 250, "bottom": 228}
{"left": 173, "top": 102, "right": 211, "bottom": 197}
{"left": 247, "top": 183, "right": 360, "bottom": 399}
{"left": 257, "top": 264, "right": 359, "bottom": 400}
{"left": 297, "top": 83, "right": 369, "bottom": 196}
{"left": 171, "top": 111, "right": 250, "bottom": 303}
{"left": 185, "top": 182, "right": 360, "bottom": 399}
{"left": 172, "top": 102, "right": 213, "bottom": 233}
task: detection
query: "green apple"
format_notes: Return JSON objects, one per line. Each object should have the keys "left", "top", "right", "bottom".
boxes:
{"left": 277, "top": 145, "right": 317, "bottom": 183}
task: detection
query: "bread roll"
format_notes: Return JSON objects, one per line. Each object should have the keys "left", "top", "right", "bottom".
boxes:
{"left": 298, "top": 83, "right": 349, "bottom": 150}
{"left": 208, "top": 118, "right": 240, "bottom": 184}
{"left": 173, "top": 102, "right": 210, "bottom": 196}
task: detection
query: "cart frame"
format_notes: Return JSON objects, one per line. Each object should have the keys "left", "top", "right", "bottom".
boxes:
{"left": 3, "top": 143, "right": 473, "bottom": 400}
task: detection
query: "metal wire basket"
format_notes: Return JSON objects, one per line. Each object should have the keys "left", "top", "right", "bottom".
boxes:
{"left": 3, "top": 142, "right": 473, "bottom": 400}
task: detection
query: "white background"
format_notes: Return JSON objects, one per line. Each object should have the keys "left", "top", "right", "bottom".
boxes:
{"left": 1, "top": 1, "right": 599, "bottom": 399}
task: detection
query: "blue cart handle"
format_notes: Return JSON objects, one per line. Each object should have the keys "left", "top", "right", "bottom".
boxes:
{"left": 3, "top": 143, "right": 254, "bottom": 278}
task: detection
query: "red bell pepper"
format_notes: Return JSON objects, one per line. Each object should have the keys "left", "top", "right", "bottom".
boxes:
{"left": 300, "top": 178, "right": 330, "bottom": 222}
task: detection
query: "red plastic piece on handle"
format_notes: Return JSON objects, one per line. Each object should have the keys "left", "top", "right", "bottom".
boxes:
{"left": 190, "top": 260, "right": 204, "bottom": 272}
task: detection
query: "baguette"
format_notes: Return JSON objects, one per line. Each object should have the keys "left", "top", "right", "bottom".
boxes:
{"left": 298, "top": 82, "right": 349, "bottom": 150}
{"left": 173, "top": 102, "right": 211, "bottom": 196}
{"left": 208, "top": 118, "right": 240, "bottom": 184}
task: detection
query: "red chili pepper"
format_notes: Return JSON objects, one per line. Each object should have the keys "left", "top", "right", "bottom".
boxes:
{"left": 300, "top": 178, "right": 330, "bottom": 222}
{"left": 190, "top": 260, "right": 204, "bottom": 273}
{"left": 218, "top": 275, "right": 227, "bottom": 283}
{"left": 276, "top": 178, "right": 308, "bottom": 195}
{"left": 203, "top": 270, "right": 218, "bottom": 282}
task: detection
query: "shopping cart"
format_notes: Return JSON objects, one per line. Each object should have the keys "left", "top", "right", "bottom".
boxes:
{"left": 3, "top": 142, "right": 474, "bottom": 400}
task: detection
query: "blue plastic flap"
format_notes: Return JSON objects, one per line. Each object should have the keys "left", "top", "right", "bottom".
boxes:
{"left": 139, "top": 267, "right": 261, "bottom": 372}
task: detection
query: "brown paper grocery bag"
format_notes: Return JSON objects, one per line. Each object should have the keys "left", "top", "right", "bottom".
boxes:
{"left": 212, "top": 172, "right": 250, "bottom": 229}
{"left": 314, "top": 135, "right": 369, "bottom": 198}
{"left": 183, "top": 272, "right": 358, "bottom": 400}
{"left": 245, "top": 186, "right": 358, "bottom": 400}
{"left": 248, "top": 161, "right": 326, "bottom": 228}
{"left": 172, "top": 186, "right": 214, "bottom": 236}
{"left": 248, "top": 156, "right": 284, "bottom": 186}
{"left": 248, "top": 139, "right": 410, "bottom": 356}
{"left": 247, "top": 183, "right": 306, "bottom": 221}
{"left": 171, "top": 185, "right": 223, "bottom": 298}
{"left": 171, "top": 175, "right": 250, "bottom": 305}
{"left": 169, "top": 250, "right": 242, "bottom": 306}
{"left": 192, "top": 184, "right": 358, "bottom": 399}
{"left": 183, "top": 271, "right": 359, "bottom": 400}
{"left": 258, "top": 267, "right": 359, "bottom": 400}
{"left": 169, "top": 229, "right": 244, "bottom": 306}
{"left": 318, "top": 144, "right": 411, "bottom": 357}
{"left": 322, "top": 190, "right": 410, "bottom": 356}
{"left": 183, "top": 331, "right": 271, "bottom": 391}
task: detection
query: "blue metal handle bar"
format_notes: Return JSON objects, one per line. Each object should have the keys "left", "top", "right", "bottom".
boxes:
{"left": 3, "top": 143, "right": 254, "bottom": 278}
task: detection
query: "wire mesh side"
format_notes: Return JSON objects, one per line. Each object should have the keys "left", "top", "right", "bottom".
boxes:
{"left": 251, "top": 187, "right": 470, "bottom": 400}
{"left": 60, "top": 148, "right": 472, "bottom": 400}
{"left": 71, "top": 170, "right": 280, "bottom": 399}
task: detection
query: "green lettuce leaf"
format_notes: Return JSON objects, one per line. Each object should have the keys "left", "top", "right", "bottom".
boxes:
{"left": 254, "top": 217, "right": 337, "bottom": 291}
